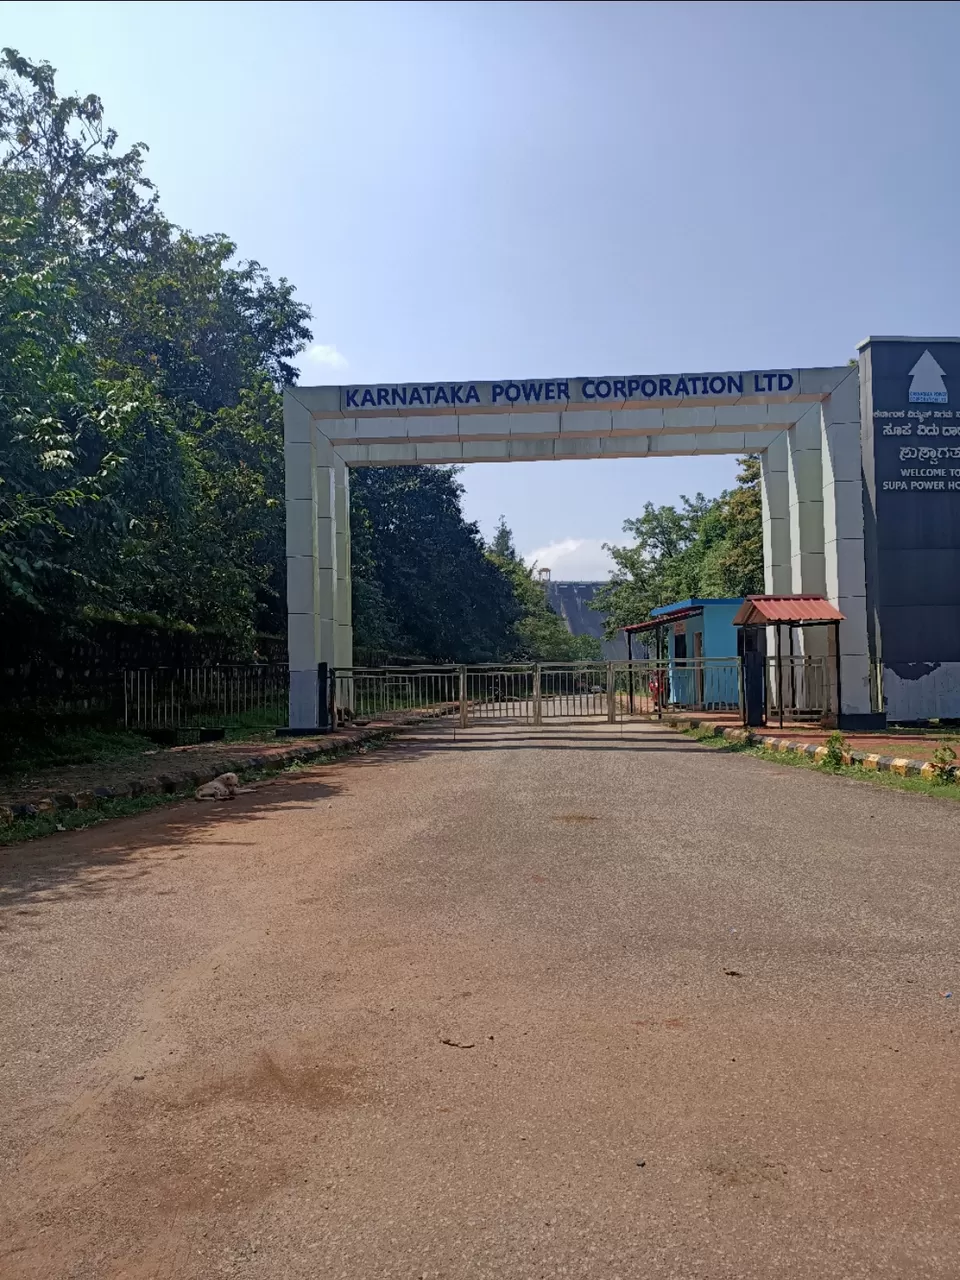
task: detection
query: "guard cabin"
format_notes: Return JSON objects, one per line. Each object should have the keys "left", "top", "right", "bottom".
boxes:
{"left": 623, "top": 595, "right": 844, "bottom": 727}
{"left": 624, "top": 599, "right": 744, "bottom": 712}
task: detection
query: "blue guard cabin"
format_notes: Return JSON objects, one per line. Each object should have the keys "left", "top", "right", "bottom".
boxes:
{"left": 623, "top": 594, "right": 845, "bottom": 726}
{"left": 623, "top": 598, "right": 744, "bottom": 712}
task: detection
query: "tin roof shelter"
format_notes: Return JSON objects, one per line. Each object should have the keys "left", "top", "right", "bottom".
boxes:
{"left": 733, "top": 596, "right": 846, "bottom": 729}
{"left": 731, "top": 596, "right": 845, "bottom": 627}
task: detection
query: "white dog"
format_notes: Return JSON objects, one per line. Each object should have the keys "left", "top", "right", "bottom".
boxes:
{"left": 195, "top": 772, "right": 242, "bottom": 801}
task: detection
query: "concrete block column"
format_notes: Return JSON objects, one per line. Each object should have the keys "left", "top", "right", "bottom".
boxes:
{"left": 786, "top": 406, "right": 827, "bottom": 669}
{"left": 787, "top": 405, "right": 826, "bottom": 597}
{"left": 334, "top": 454, "right": 354, "bottom": 705}
{"left": 820, "top": 370, "right": 871, "bottom": 716}
{"left": 315, "top": 432, "right": 338, "bottom": 701}
{"left": 761, "top": 432, "right": 791, "bottom": 593}
{"left": 284, "top": 391, "right": 322, "bottom": 728}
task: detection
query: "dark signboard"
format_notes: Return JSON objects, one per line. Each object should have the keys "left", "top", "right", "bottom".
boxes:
{"left": 859, "top": 338, "right": 960, "bottom": 669}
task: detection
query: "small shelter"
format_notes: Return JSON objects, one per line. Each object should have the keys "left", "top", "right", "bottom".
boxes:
{"left": 621, "top": 594, "right": 846, "bottom": 726}
{"left": 622, "top": 598, "right": 745, "bottom": 711}
{"left": 732, "top": 595, "right": 845, "bottom": 728}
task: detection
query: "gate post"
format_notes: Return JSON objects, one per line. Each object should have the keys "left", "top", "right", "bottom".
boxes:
{"left": 606, "top": 662, "right": 616, "bottom": 724}
{"left": 533, "top": 664, "right": 542, "bottom": 726}
{"left": 459, "top": 666, "right": 468, "bottom": 728}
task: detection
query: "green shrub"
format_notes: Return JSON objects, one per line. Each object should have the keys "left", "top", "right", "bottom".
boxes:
{"left": 820, "top": 730, "right": 848, "bottom": 771}
{"left": 931, "top": 742, "right": 958, "bottom": 784}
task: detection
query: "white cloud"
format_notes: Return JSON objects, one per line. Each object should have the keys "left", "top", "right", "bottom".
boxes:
{"left": 304, "top": 343, "right": 348, "bottom": 371}
{"left": 523, "top": 538, "right": 615, "bottom": 581}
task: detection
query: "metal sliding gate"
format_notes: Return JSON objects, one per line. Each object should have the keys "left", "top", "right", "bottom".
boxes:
{"left": 332, "top": 661, "right": 701, "bottom": 727}
{"left": 333, "top": 656, "right": 832, "bottom": 727}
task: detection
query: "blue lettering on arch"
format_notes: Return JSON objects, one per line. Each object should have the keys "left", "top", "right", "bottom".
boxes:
{"left": 582, "top": 380, "right": 596, "bottom": 399}
{"left": 708, "top": 376, "right": 727, "bottom": 395}
{"left": 391, "top": 386, "right": 407, "bottom": 406}
{"left": 778, "top": 372, "right": 794, "bottom": 391}
{"left": 658, "top": 378, "right": 673, "bottom": 396}
{"left": 595, "top": 380, "right": 611, "bottom": 399}
{"left": 726, "top": 374, "right": 743, "bottom": 395}
{"left": 674, "top": 377, "right": 689, "bottom": 396}
{"left": 465, "top": 385, "right": 481, "bottom": 404}
{"left": 522, "top": 382, "right": 543, "bottom": 402}
{"left": 434, "top": 385, "right": 450, "bottom": 404}
{"left": 492, "top": 383, "right": 506, "bottom": 403}
{"left": 408, "top": 387, "right": 424, "bottom": 405}
{"left": 360, "top": 389, "right": 376, "bottom": 407}
{"left": 450, "top": 385, "right": 464, "bottom": 404}
{"left": 346, "top": 389, "right": 359, "bottom": 408}
{"left": 627, "top": 378, "right": 641, "bottom": 397}
{"left": 377, "top": 388, "right": 390, "bottom": 406}
{"left": 641, "top": 378, "right": 658, "bottom": 397}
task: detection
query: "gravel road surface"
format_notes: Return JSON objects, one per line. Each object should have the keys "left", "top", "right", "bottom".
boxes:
{"left": 2, "top": 719, "right": 959, "bottom": 1279}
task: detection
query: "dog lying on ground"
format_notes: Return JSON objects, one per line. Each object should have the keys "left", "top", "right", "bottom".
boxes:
{"left": 195, "top": 772, "right": 245, "bottom": 801}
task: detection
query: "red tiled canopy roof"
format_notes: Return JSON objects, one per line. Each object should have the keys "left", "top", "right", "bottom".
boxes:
{"left": 732, "top": 595, "right": 845, "bottom": 626}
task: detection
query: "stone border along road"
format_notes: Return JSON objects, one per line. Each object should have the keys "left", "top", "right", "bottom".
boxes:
{"left": 669, "top": 716, "right": 960, "bottom": 781}
{"left": 0, "top": 711, "right": 450, "bottom": 828}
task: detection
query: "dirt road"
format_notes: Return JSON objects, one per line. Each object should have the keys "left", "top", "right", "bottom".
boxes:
{"left": 2, "top": 720, "right": 959, "bottom": 1278}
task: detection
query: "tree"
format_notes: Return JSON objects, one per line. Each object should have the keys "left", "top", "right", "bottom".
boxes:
{"left": 487, "top": 550, "right": 596, "bottom": 662}
{"left": 350, "top": 467, "right": 521, "bottom": 662}
{"left": 593, "top": 456, "right": 763, "bottom": 636}
{"left": 489, "top": 515, "right": 518, "bottom": 560}
{"left": 0, "top": 49, "right": 311, "bottom": 646}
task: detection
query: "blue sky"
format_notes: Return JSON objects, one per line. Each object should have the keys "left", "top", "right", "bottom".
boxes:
{"left": 6, "top": 0, "right": 960, "bottom": 577}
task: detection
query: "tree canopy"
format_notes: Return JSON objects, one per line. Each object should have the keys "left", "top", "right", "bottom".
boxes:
{"left": 0, "top": 48, "right": 309, "bottom": 645}
{"left": 350, "top": 467, "right": 522, "bottom": 662}
{"left": 593, "top": 456, "right": 763, "bottom": 635}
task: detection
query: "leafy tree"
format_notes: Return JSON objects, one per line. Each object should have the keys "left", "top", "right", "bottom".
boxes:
{"left": 489, "top": 514, "right": 518, "bottom": 560}
{"left": 488, "top": 541, "right": 597, "bottom": 662}
{"left": 593, "top": 456, "right": 763, "bottom": 636}
{"left": 0, "top": 49, "right": 310, "bottom": 646}
{"left": 570, "top": 633, "right": 604, "bottom": 661}
{"left": 350, "top": 467, "right": 521, "bottom": 662}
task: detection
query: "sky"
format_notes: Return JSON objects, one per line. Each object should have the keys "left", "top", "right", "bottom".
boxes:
{"left": 5, "top": 0, "right": 960, "bottom": 577}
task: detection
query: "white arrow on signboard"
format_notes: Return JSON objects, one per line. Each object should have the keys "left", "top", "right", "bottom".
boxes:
{"left": 908, "top": 349, "right": 948, "bottom": 403}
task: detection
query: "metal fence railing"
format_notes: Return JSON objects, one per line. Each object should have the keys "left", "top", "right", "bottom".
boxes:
{"left": 121, "top": 655, "right": 835, "bottom": 735}
{"left": 332, "top": 660, "right": 744, "bottom": 726}
{"left": 333, "top": 667, "right": 460, "bottom": 723}
{"left": 123, "top": 665, "right": 289, "bottom": 731}
{"left": 764, "top": 655, "right": 830, "bottom": 722}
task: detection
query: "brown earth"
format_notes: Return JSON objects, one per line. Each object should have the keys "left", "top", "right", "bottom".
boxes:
{"left": 2, "top": 718, "right": 959, "bottom": 1278}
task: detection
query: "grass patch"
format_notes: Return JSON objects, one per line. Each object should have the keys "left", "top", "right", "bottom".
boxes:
{"left": 0, "top": 790, "right": 181, "bottom": 846}
{"left": 683, "top": 725, "right": 960, "bottom": 801}
{"left": 0, "top": 725, "right": 158, "bottom": 778}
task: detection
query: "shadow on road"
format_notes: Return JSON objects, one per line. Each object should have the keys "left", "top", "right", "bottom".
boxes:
{"left": 0, "top": 719, "right": 704, "bottom": 912}
{"left": 0, "top": 771, "right": 343, "bottom": 913}
{"left": 349, "top": 719, "right": 708, "bottom": 757}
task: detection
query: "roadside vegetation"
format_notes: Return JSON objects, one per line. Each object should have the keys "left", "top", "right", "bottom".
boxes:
{"left": 683, "top": 724, "right": 960, "bottom": 802}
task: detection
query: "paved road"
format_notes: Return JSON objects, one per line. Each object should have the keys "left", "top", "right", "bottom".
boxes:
{"left": 2, "top": 720, "right": 959, "bottom": 1279}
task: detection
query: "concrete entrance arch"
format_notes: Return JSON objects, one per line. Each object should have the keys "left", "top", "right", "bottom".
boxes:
{"left": 284, "top": 338, "right": 960, "bottom": 729}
